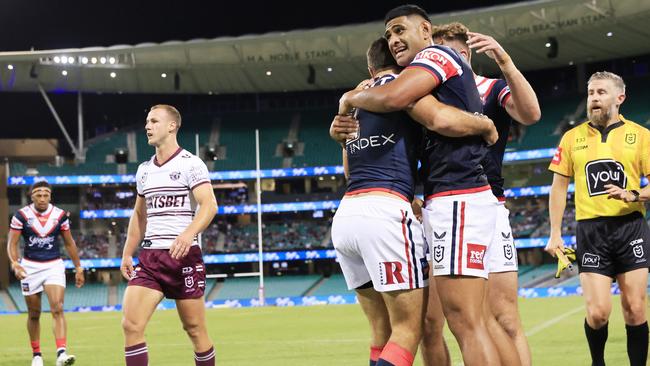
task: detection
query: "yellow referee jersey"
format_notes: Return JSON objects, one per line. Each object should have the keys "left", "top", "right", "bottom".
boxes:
{"left": 549, "top": 115, "right": 650, "bottom": 220}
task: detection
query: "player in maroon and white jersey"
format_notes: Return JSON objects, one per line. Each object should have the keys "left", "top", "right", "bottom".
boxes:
{"left": 120, "top": 104, "right": 218, "bottom": 366}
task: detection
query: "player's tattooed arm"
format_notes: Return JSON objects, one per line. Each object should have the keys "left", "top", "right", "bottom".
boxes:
{"left": 545, "top": 173, "right": 570, "bottom": 257}
{"left": 170, "top": 182, "right": 217, "bottom": 260}
{"left": 7, "top": 229, "right": 27, "bottom": 280}
{"left": 62, "top": 229, "right": 85, "bottom": 288}
{"left": 406, "top": 95, "right": 498, "bottom": 145}
{"left": 121, "top": 195, "right": 147, "bottom": 280}
{"left": 467, "top": 31, "right": 540, "bottom": 125}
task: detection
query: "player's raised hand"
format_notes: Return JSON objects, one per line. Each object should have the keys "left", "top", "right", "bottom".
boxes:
{"left": 604, "top": 184, "right": 635, "bottom": 202}
{"left": 11, "top": 263, "right": 27, "bottom": 280}
{"left": 120, "top": 256, "right": 135, "bottom": 281}
{"left": 170, "top": 232, "right": 194, "bottom": 260}
{"left": 329, "top": 115, "right": 359, "bottom": 144}
{"left": 544, "top": 234, "right": 565, "bottom": 258}
{"left": 75, "top": 268, "right": 85, "bottom": 288}
{"left": 467, "top": 31, "right": 511, "bottom": 66}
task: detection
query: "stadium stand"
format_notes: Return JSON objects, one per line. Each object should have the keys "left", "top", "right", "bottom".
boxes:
{"left": 309, "top": 274, "right": 351, "bottom": 296}
{"left": 213, "top": 275, "right": 321, "bottom": 300}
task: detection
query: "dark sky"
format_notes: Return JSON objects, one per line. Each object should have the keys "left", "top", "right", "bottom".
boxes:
{"left": 1, "top": 0, "right": 525, "bottom": 51}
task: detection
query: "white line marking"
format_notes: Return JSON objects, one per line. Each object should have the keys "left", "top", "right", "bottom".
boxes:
{"left": 526, "top": 305, "right": 584, "bottom": 336}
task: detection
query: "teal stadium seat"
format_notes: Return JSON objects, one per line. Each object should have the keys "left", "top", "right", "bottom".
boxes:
{"left": 310, "top": 274, "right": 352, "bottom": 296}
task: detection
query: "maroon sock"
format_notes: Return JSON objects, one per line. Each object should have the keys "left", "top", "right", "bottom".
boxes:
{"left": 125, "top": 342, "right": 148, "bottom": 366}
{"left": 195, "top": 346, "right": 215, "bottom": 366}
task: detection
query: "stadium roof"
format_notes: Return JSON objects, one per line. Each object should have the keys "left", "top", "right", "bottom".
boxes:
{"left": 0, "top": 0, "right": 648, "bottom": 95}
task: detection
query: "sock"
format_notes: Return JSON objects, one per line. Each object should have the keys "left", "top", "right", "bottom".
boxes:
{"left": 125, "top": 342, "right": 148, "bottom": 366}
{"left": 370, "top": 345, "right": 383, "bottom": 366}
{"left": 377, "top": 341, "right": 414, "bottom": 366}
{"left": 194, "top": 346, "right": 215, "bottom": 366}
{"left": 56, "top": 338, "right": 67, "bottom": 357}
{"left": 31, "top": 340, "right": 41, "bottom": 357}
{"left": 584, "top": 319, "right": 607, "bottom": 366}
{"left": 626, "top": 322, "right": 649, "bottom": 366}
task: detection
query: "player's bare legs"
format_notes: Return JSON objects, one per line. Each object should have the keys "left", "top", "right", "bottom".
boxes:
{"left": 617, "top": 268, "right": 649, "bottom": 366}
{"left": 483, "top": 284, "right": 520, "bottom": 366}
{"left": 25, "top": 293, "right": 42, "bottom": 354}
{"left": 43, "top": 285, "right": 66, "bottom": 340}
{"left": 420, "top": 280, "right": 451, "bottom": 366}
{"left": 436, "top": 276, "right": 500, "bottom": 366}
{"left": 580, "top": 272, "right": 613, "bottom": 366}
{"left": 121, "top": 285, "right": 163, "bottom": 346}
{"left": 176, "top": 297, "right": 213, "bottom": 352}
{"left": 380, "top": 288, "right": 425, "bottom": 365}
{"left": 356, "top": 287, "right": 391, "bottom": 363}
{"left": 487, "top": 272, "right": 529, "bottom": 366}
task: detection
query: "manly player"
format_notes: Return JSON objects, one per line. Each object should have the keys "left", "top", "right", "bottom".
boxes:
{"left": 120, "top": 104, "right": 218, "bottom": 366}
{"left": 7, "top": 181, "right": 84, "bottom": 366}
{"left": 339, "top": 5, "right": 500, "bottom": 365}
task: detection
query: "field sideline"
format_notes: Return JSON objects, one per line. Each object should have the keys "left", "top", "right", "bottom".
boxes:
{"left": 0, "top": 296, "right": 634, "bottom": 365}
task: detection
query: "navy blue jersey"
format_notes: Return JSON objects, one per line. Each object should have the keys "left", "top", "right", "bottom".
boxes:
{"left": 476, "top": 76, "right": 512, "bottom": 198}
{"left": 407, "top": 45, "right": 489, "bottom": 198}
{"left": 10, "top": 204, "right": 70, "bottom": 261}
{"left": 345, "top": 74, "right": 423, "bottom": 202}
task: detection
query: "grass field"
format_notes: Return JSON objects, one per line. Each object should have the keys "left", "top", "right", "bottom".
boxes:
{"left": 0, "top": 295, "right": 635, "bottom": 365}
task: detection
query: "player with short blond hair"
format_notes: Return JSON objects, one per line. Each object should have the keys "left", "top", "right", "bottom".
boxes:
{"left": 120, "top": 104, "right": 218, "bottom": 366}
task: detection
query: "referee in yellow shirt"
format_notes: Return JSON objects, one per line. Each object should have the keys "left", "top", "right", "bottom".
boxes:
{"left": 546, "top": 71, "right": 649, "bottom": 366}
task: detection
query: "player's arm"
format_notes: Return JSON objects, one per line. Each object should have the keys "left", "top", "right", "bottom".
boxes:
{"left": 61, "top": 229, "right": 85, "bottom": 288}
{"left": 169, "top": 183, "right": 218, "bottom": 260}
{"left": 406, "top": 95, "right": 498, "bottom": 145}
{"left": 545, "top": 173, "right": 570, "bottom": 257}
{"left": 467, "top": 31, "right": 541, "bottom": 125}
{"left": 120, "top": 195, "right": 147, "bottom": 280}
{"left": 7, "top": 229, "right": 26, "bottom": 280}
{"left": 339, "top": 67, "right": 438, "bottom": 115}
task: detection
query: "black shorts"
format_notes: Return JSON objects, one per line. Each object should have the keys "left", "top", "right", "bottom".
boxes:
{"left": 576, "top": 212, "right": 650, "bottom": 277}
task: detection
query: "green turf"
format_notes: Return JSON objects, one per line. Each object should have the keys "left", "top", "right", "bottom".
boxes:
{"left": 0, "top": 296, "right": 636, "bottom": 365}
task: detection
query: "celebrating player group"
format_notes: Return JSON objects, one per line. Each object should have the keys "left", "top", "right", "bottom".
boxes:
{"left": 330, "top": 4, "right": 648, "bottom": 366}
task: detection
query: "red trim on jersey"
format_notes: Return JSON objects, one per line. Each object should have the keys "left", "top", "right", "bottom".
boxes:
{"left": 345, "top": 188, "right": 409, "bottom": 202}
{"left": 497, "top": 196, "right": 506, "bottom": 202}
{"left": 425, "top": 185, "right": 491, "bottom": 200}
{"left": 475, "top": 76, "right": 488, "bottom": 88}
{"left": 405, "top": 65, "right": 441, "bottom": 87}
{"left": 457, "top": 202, "right": 466, "bottom": 275}
{"left": 500, "top": 92, "right": 512, "bottom": 107}
{"left": 483, "top": 79, "right": 499, "bottom": 102}
{"left": 401, "top": 210, "right": 414, "bottom": 290}
{"left": 154, "top": 147, "right": 183, "bottom": 167}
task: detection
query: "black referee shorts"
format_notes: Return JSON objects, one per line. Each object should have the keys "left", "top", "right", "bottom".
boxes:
{"left": 576, "top": 212, "right": 650, "bottom": 277}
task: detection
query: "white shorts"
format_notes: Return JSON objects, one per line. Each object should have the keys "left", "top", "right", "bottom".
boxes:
{"left": 487, "top": 203, "right": 518, "bottom": 273}
{"left": 20, "top": 258, "right": 66, "bottom": 296}
{"left": 332, "top": 195, "right": 429, "bottom": 292}
{"left": 423, "top": 190, "right": 497, "bottom": 279}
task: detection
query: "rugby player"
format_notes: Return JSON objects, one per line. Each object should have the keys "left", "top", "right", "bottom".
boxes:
{"left": 7, "top": 181, "right": 84, "bottom": 366}
{"left": 120, "top": 104, "right": 218, "bottom": 366}
{"left": 338, "top": 5, "right": 501, "bottom": 365}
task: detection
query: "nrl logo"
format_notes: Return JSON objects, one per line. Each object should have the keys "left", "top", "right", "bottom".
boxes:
{"left": 503, "top": 244, "right": 514, "bottom": 260}
{"left": 433, "top": 245, "right": 444, "bottom": 263}
{"left": 626, "top": 133, "right": 636, "bottom": 145}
